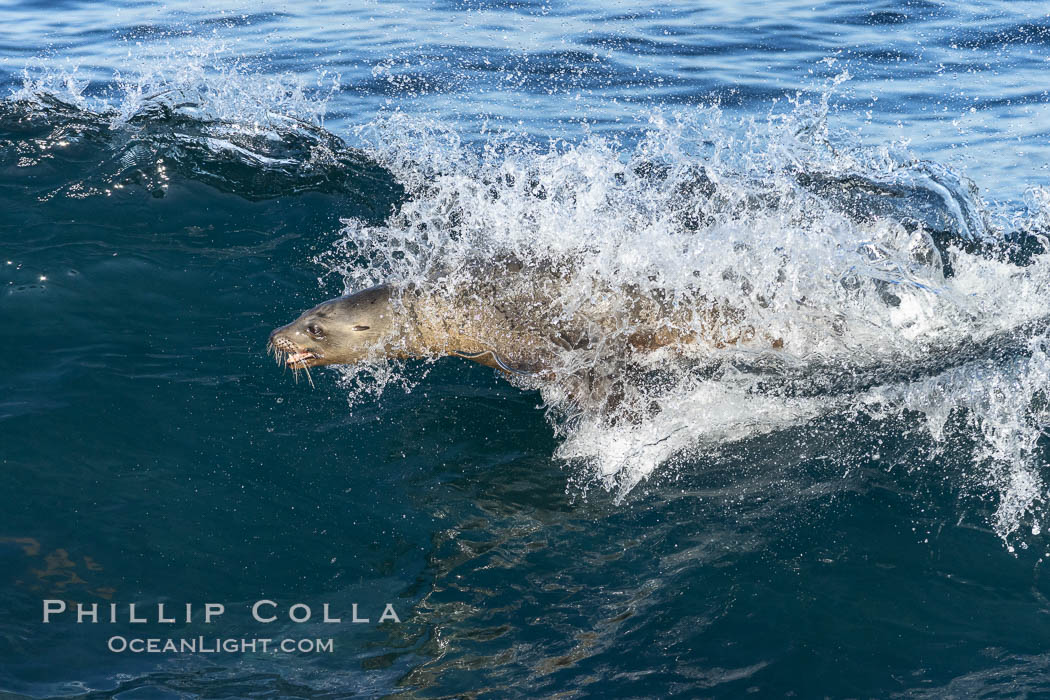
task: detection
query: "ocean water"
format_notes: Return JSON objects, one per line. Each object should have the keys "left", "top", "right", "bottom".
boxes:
{"left": 3, "top": 0, "right": 1050, "bottom": 697}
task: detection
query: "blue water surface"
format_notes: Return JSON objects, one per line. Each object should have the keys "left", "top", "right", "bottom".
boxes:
{"left": 2, "top": 1, "right": 1050, "bottom": 697}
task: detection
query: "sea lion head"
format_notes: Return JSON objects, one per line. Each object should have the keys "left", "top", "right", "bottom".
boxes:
{"left": 268, "top": 284, "right": 398, "bottom": 368}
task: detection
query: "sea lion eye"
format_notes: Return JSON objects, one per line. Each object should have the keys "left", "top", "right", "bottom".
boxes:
{"left": 352, "top": 325, "right": 370, "bottom": 331}
{"left": 306, "top": 323, "right": 325, "bottom": 338}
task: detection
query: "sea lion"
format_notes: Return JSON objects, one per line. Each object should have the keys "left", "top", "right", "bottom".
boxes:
{"left": 268, "top": 283, "right": 554, "bottom": 377}
{"left": 268, "top": 271, "right": 768, "bottom": 391}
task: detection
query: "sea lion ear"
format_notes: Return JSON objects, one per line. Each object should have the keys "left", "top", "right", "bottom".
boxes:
{"left": 352, "top": 325, "right": 370, "bottom": 331}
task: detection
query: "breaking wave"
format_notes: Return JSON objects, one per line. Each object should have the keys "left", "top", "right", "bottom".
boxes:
{"left": 320, "top": 101, "right": 1050, "bottom": 544}
{"left": 2, "top": 48, "right": 401, "bottom": 210}
{"left": 10, "top": 57, "right": 1050, "bottom": 546}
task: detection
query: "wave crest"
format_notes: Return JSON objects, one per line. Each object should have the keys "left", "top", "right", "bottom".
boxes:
{"left": 322, "top": 106, "right": 1050, "bottom": 543}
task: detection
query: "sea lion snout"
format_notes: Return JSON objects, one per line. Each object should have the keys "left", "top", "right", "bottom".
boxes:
{"left": 267, "top": 325, "right": 290, "bottom": 347}
{"left": 268, "top": 323, "right": 325, "bottom": 368}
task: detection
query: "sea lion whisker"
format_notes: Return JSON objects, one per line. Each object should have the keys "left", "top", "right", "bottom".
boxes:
{"left": 298, "top": 357, "right": 315, "bottom": 388}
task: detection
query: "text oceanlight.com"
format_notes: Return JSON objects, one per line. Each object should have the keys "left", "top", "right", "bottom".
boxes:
{"left": 108, "top": 636, "right": 335, "bottom": 654}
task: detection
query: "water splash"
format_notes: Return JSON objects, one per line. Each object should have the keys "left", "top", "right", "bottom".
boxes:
{"left": 321, "top": 104, "right": 1050, "bottom": 543}
{"left": 11, "top": 37, "right": 339, "bottom": 129}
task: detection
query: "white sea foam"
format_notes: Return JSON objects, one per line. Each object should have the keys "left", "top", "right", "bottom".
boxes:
{"left": 321, "top": 105, "right": 1050, "bottom": 543}
{"left": 10, "top": 41, "right": 338, "bottom": 129}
